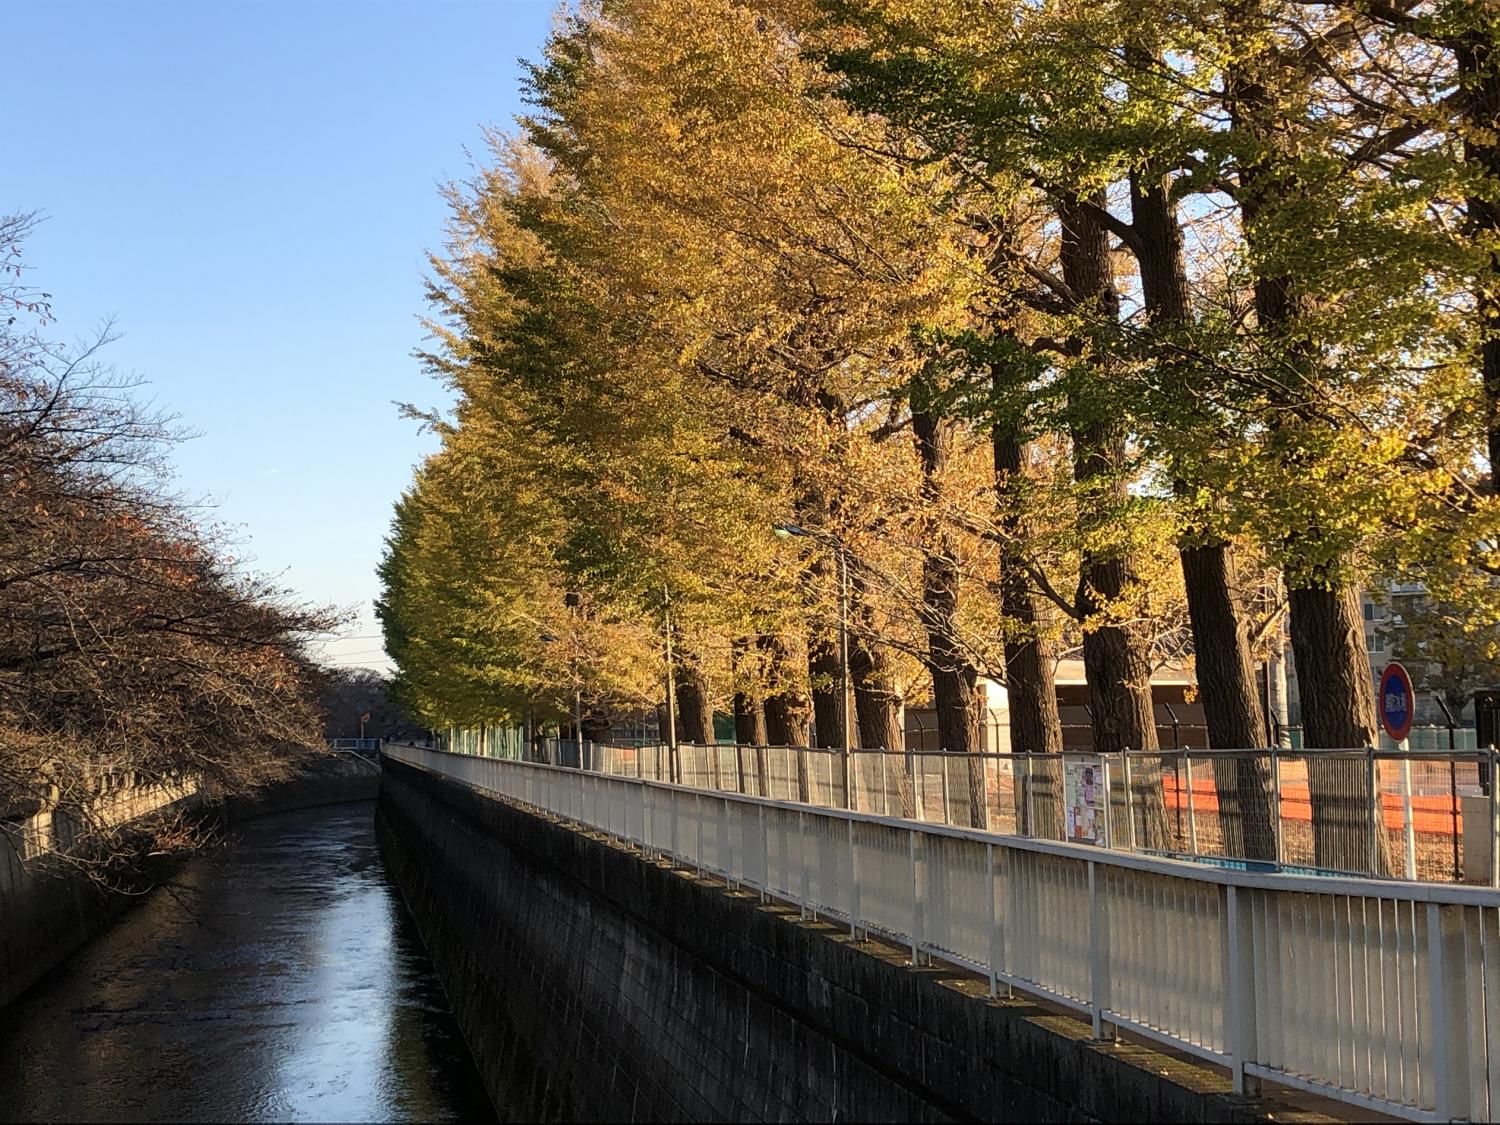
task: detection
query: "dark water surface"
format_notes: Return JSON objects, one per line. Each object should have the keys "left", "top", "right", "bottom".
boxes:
{"left": 0, "top": 802, "right": 497, "bottom": 1123}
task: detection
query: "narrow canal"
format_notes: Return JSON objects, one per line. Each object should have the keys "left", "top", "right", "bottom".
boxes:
{"left": 0, "top": 802, "right": 497, "bottom": 1123}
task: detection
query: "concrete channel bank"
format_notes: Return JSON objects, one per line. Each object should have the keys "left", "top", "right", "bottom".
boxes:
{"left": 0, "top": 754, "right": 380, "bottom": 1008}
{"left": 377, "top": 755, "right": 1324, "bottom": 1124}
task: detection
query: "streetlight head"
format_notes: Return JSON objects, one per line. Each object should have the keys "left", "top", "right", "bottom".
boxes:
{"left": 773, "top": 522, "right": 808, "bottom": 539}
{"left": 540, "top": 631, "right": 559, "bottom": 643}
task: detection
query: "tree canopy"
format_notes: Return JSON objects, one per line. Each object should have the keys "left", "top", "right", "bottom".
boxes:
{"left": 380, "top": 0, "right": 1500, "bottom": 865}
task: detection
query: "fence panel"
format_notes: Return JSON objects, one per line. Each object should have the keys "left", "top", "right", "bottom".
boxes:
{"left": 849, "top": 820, "right": 913, "bottom": 944}
{"left": 921, "top": 833, "right": 992, "bottom": 970}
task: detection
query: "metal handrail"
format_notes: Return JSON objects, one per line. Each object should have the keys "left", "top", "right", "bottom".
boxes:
{"left": 545, "top": 738, "right": 1500, "bottom": 885}
{"left": 416, "top": 746, "right": 1496, "bottom": 904}
{"left": 386, "top": 743, "right": 1500, "bottom": 1122}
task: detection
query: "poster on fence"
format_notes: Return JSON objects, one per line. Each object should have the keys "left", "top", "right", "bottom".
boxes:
{"left": 1064, "top": 755, "right": 1107, "bottom": 846}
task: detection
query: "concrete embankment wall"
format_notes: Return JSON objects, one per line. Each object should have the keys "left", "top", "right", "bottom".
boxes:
{"left": 211, "top": 754, "right": 380, "bottom": 823}
{"left": 378, "top": 757, "right": 1303, "bottom": 1124}
{"left": 0, "top": 755, "right": 379, "bottom": 1009}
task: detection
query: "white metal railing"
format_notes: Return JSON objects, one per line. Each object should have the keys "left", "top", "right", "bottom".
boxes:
{"left": 386, "top": 743, "right": 1500, "bottom": 1122}
{"left": 511, "top": 737, "right": 1500, "bottom": 886}
{"left": 328, "top": 737, "right": 383, "bottom": 752}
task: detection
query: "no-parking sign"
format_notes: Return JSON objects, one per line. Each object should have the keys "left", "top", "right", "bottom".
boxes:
{"left": 1379, "top": 662, "right": 1415, "bottom": 742}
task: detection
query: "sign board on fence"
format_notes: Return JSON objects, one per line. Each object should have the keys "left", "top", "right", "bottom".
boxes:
{"left": 1379, "top": 662, "right": 1415, "bottom": 742}
{"left": 1064, "top": 755, "right": 1107, "bottom": 846}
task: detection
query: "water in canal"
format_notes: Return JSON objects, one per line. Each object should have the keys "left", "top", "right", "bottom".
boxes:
{"left": 0, "top": 802, "right": 497, "bottom": 1123}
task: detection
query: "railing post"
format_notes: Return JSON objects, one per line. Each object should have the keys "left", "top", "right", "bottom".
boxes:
{"left": 848, "top": 815, "right": 859, "bottom": 938}
{"left": 1399, "top": 744, "right": 1416, "bottom": 880}
{"left": 1427, "top": 901, "right": 1470, "bottom": 1122}
{"left": 759, "top": 802, "right": 769, "bottom": 902}
{"left": 722, "top": 794, "right": 734, "bottom": 889}
{"left": 1450, "top": 757, "right": 1461, "bottom": 883}
{"left": 1367, "top": 747, "right": 1381, "bottom": 877}
{"left": 644, "top": 781, "right": 654, "bottom": 859}
{"left": 904, "top": 743, "right": 916, "bottom": 818}
{"left": 1184, "top": 751, "right": 1198, "bottom": 856}
{"left": 799, "top": 809, "right": 811, "bottom": 919}
{"left": 1122, "top": 753, "right": 1137, "bottom": 851}
{"left": 909, "top": 827, "right": 924, "bottom": 965}
{"left": 1172, "top": 752, "right": 1184, "bottom": 845}
{"left": 1270, "top": 747, "right": 1283, "bottom": 866}
{"left": 986, "top": 841, "right": 1003, "bottom": 999}
{"left": 1223, "top": 885, "right": 1261, "bottom": 1096}
{"left": 1087, "top": 860, "right": 1114, "bottom": 1041}
{"left": 1024, "top": 755, "right": 1035, "bottom": 838}
{"left": 1490, "top": 749, "right": 1499, "bottom": 890}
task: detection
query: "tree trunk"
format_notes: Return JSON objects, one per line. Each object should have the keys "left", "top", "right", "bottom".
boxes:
{"left": 674, "top": 653, "right": 715, "bottom": 747}
{"left": 808, "top": 633, "right": 848, "bottom": 805}
{"left": 1226, "top": 48, "right": 1391, "bottom": 875}
{"left": 912, "top": 402, "right": 985, "bottom": 827}
{"left": 847, "top": 571, "right": 907, "bottom": 812}
{"left": 732, "top": 688, "right": 766, "bottom": 746}
{"left": 1129, "top": 158, "right": 1276, "bottom": 859}
{"left": 1267, "top": 617, "right": 1291, "bottom": 742}
{"left": 759, "top": 633, "right": 811, "bottom": 745}
{"left": 993, "top": 421, "right": 1064, "bottom": 838}
{"left": 1457, "top": 22, "right": 1500, "bottom": 484}
{"left": 849, "top": 635, "right": 901, "bottom": 751}
{"left": 1288, "top": 580, "right": 1393, "bottom": 874}
{"left": 808, "top": 634, "right": 845, "bottom": 750}
{"left": 731, "top": 637, "right": 767, "bottom": 745}
{"left": 1058, "top": 193, "right": 1170, "bottom": 850}
{"left": 1182, "top": 544, "right": 1277, "bottom": 858}
{"left": 759, "top": 632, "right": 811, "bottom": 801}
{"left": 848, "top": 571, "right": 902, "bottom": 752}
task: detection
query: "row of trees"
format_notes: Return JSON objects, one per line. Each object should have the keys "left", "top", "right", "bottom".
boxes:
{"left": 0, "top": 213, "right": 339, "bottom": 872}
{"left": 379, "top": 0, "right": 1500, "bottom": 871}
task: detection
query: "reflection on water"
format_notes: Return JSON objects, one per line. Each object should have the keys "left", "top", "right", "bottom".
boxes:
{"left": 0, "top": 802, "right": 496, "bottom": 1123}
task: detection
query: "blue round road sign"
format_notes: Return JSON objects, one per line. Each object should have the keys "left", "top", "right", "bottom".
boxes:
{"left": 1379, "top": 662, "right": 1415, "bottom": 742}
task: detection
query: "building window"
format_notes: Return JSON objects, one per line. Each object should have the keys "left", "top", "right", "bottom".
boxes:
{"left": 1363, "top": 602, "right": 1375, "bottom": 621}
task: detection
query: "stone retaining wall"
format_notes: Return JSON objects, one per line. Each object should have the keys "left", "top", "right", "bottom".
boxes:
{"left": 0, "top": 754, "right": 379, "bottom": 1009}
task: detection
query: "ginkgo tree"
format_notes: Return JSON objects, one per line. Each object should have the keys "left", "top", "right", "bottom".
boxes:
{"left": 379, "top": 0, "right": 1500, "bottom": 866}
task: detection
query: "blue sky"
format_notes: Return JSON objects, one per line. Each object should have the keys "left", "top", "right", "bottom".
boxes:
{"left": 10, "top": 0, "right": 557, "bottom": 671}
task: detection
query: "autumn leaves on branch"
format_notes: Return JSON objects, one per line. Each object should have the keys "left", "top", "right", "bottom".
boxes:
{"left": 380, "top": 0, "right": 1500, "bottom": 867}
{"left": 0, "top": 212, "right": 339, "bottom": 869}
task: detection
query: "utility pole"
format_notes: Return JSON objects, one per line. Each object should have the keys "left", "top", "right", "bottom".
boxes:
{"left": 837, "top": 543, "right": 852, "bottom": 808}
{"left": 774, "top": 522, "right": 853, "bottom": 807}
{"left": 664, "top": 584, "right": 679, "bottom": 784}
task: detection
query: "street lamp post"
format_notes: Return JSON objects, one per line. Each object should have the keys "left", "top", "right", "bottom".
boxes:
{"left": 774, "top": 522, "right": 853, "bottom": 807}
